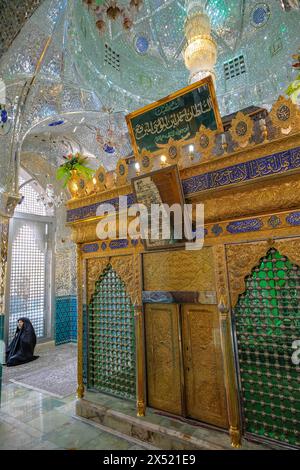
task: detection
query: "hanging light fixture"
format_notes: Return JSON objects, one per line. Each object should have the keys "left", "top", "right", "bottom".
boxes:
{"left": 95, "top": 108, "right": 129, "bottom": 155}
{"left": 183, "top": 0, "right": 218, "bottom": 84}
{"left": 83, "top": 0, "right": 143, "bottom": 34}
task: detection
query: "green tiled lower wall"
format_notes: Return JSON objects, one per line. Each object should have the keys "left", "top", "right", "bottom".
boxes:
{"left": 55, "top": 296, "right": 77, "bottom": 345}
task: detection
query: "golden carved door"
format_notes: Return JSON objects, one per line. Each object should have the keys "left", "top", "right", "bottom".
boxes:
{"left": 182, "top": 304, "right": 228, "bottom": 428}
{"left": 145, "top": 303, "right": 184, "bottom": 415}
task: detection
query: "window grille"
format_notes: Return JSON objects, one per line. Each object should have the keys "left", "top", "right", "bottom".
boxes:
{"left": 224, "top": 55, "right": 246, "bottom": 81}
{"left": 234, "top": 248, "right": 300, "bottom": 447}
{"left": 88, "top": 264, "right": 136, "bottom": 400}
{"left": 8, "top": 222, "right": 47, "bottom": 340}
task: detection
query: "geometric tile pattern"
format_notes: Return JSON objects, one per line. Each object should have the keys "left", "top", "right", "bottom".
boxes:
{"left": 55, "top": 296, "right": 77, "bottom": 346}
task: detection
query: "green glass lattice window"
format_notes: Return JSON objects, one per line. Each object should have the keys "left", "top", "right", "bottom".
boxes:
{"left": 234, "top": 248, "right": 300, "bottom": 447}
{"left": 88, "top": 264, "right": 136, "bottom": 400}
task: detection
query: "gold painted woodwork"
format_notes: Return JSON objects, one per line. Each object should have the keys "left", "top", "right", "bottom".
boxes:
{"left": 229, "top": 112, "right": 254, "bottom": 148}
{"left": 145, "top": 303, "right": 183, "bottom": 415}
{"left": 182, "top": 304, "right": 228, "bottom": 429}
{"left": 136, "top": 148, "right": 154, "bottom": 174}
{"left": 157, "top": 138, "right": 182, "bottom": 165}
{"left": 126, "top": 75, "right": 223, "bottom": 159}
{"left": 87, "top": 257, "right": 110, "bottom": 302}
{"left": 226, "top": 238, "right": 300, "bottom": 309}
{"left": 213, "top": 245, "right": 242, "bottom": 448}
{"left": 226, "top": 241, "right": 270, "bottom": 308}
{"left": 195, "top": 172, "right": 300, "bottom": 224}
{"left": 94, "top": 166, "right": 107, "bottom": 193}
{"left": 77, "top": 245, "right": 84, "bottom": 399}
{"left": 132, "top": 253, "right": 146, "bottom": 416}
{"left": 274, "top": 238, "right": 300, "bottom": 267}
{"left": 87, "top": 255, "right": 137, "bottom": 305}
{"left": 195, "top": 125, "right": 217, "bottom": 161}
{"left": 116, "top": 159, "right": 129, "bottom": 186}
{"left": 269, "top": 95, "right": 300, "bottom": 132}
{"left": 143, "top": 248, "right": 215, "bottom": 292}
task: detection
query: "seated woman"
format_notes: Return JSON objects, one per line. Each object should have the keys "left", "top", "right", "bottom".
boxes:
{"left": 6, "top": 318, "right": 38, "bottom": 367}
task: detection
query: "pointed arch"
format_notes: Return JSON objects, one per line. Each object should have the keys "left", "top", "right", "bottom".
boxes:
{"left": 88, "top": 264, "right": 136, "bottom": 400}
{"left": 233, "top": 247, "right": 300, "bottom": 447}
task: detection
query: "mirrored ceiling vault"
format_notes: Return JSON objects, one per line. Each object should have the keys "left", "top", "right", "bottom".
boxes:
{"left": 0, "top": 0, "right": 300, "bottom": 178}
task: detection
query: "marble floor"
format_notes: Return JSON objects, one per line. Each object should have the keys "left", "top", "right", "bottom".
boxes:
{"left": 0, "top": 382, "right": 152, "bottom": 450}
{"left": 0, "top": 342, "right": 151, "bottom": 450}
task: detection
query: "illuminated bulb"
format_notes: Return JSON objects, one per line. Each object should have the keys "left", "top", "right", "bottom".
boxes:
{"left": 135, "top": 162, "right": 140, "bottom": 175}
{"left": 189, "top": 145, "right": 194, "bottom": 153}
{"left": 93, "top": 177, "right": 97, "bottom": 185}
{"left": 160, "top": 155, "right": 167, "bottom": 166}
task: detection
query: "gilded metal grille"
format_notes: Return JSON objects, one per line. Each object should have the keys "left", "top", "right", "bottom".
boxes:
{"left": 234, "top": 248, "right": 300, "bottom": 447}
{"left": 88, "top": 264, "right": 136, "bottom": 400}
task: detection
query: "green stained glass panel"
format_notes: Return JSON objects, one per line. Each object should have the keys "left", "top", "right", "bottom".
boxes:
{"left": 234, "top": 249, "right": 300, "bottom": 448}
{"left": 87, "top": 264, "right": 136, "bottom": 400}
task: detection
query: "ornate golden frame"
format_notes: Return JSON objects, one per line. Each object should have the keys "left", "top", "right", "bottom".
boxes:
{"left": 126, "top": 75, "right": 223, "bottom": 159}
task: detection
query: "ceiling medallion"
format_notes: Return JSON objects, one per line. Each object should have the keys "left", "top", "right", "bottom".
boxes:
{"left": 83, "top": 0, "right": 143, "bottom": 34}
{"left": 251, "top": 3, "right": 271, "bottom": 28}
{"left": 134, "top": 34, "right": 150, "bottom": 55}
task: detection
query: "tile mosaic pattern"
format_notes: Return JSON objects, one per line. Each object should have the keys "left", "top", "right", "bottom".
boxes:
{"left": 55, "top": 296, "right": 77, "bottom": 345}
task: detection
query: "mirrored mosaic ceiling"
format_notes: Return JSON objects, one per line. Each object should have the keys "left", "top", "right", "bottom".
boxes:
{"left": 0, "top": 0, "right": 300, "bottom": 171}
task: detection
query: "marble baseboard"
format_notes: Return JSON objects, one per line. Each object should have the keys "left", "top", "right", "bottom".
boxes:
{"left": 76, "top": 398, "right": 229, "bottom": 451}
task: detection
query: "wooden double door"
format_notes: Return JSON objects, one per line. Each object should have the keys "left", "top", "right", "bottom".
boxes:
{"left": 145, "top": 303, "right": 228, "bottom": 429}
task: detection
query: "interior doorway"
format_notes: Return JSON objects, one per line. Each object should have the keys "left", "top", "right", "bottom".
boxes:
{"left": 5, "top": 171, "right": 55, "bottom": 345}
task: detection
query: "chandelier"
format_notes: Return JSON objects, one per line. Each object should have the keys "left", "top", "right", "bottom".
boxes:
{"left": 184, "top": 0, "right": 217, "bottom": 84}
{"left": 83, "top": 0, "right": 143, "bottom": 33}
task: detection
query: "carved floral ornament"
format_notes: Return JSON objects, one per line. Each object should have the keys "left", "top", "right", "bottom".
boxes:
{"left": 226, "top": 239, "right": 300, "bottom": 308}
{"left": 65, "top": 96, "right": 300, "bottom": 201}
{"left": 116, "top": 158, "right": 129, "bottom": 186}
{"left": 195, "top": 125, "right": 217, "bottom": 160}
{"left": 135, "top": 148, "right": 154, "bottom": 174}
{"left": 157, "top": 138, "right": 181, "bottom": 165}
{"left": 229, "top": 112, "right": 254, "bottom": 147}
{"left": 269, "top": 95, "right": 300, "bottom": 132}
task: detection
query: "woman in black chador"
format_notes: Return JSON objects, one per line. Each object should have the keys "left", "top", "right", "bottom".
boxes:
{"left": 6, "top": 318, "right": 38, "bottom": 367}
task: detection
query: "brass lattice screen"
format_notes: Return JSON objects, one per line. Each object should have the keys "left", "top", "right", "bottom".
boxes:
{"left": 234, "top": 248, "right": 300, "bottom": 447}
{"left": 88, "top": 264, "right": 136, "bottom": 400}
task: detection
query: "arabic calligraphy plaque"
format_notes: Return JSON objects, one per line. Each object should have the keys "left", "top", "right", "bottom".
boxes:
{"left": 126, "top": 76, "right": 223, "bottom": 156}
